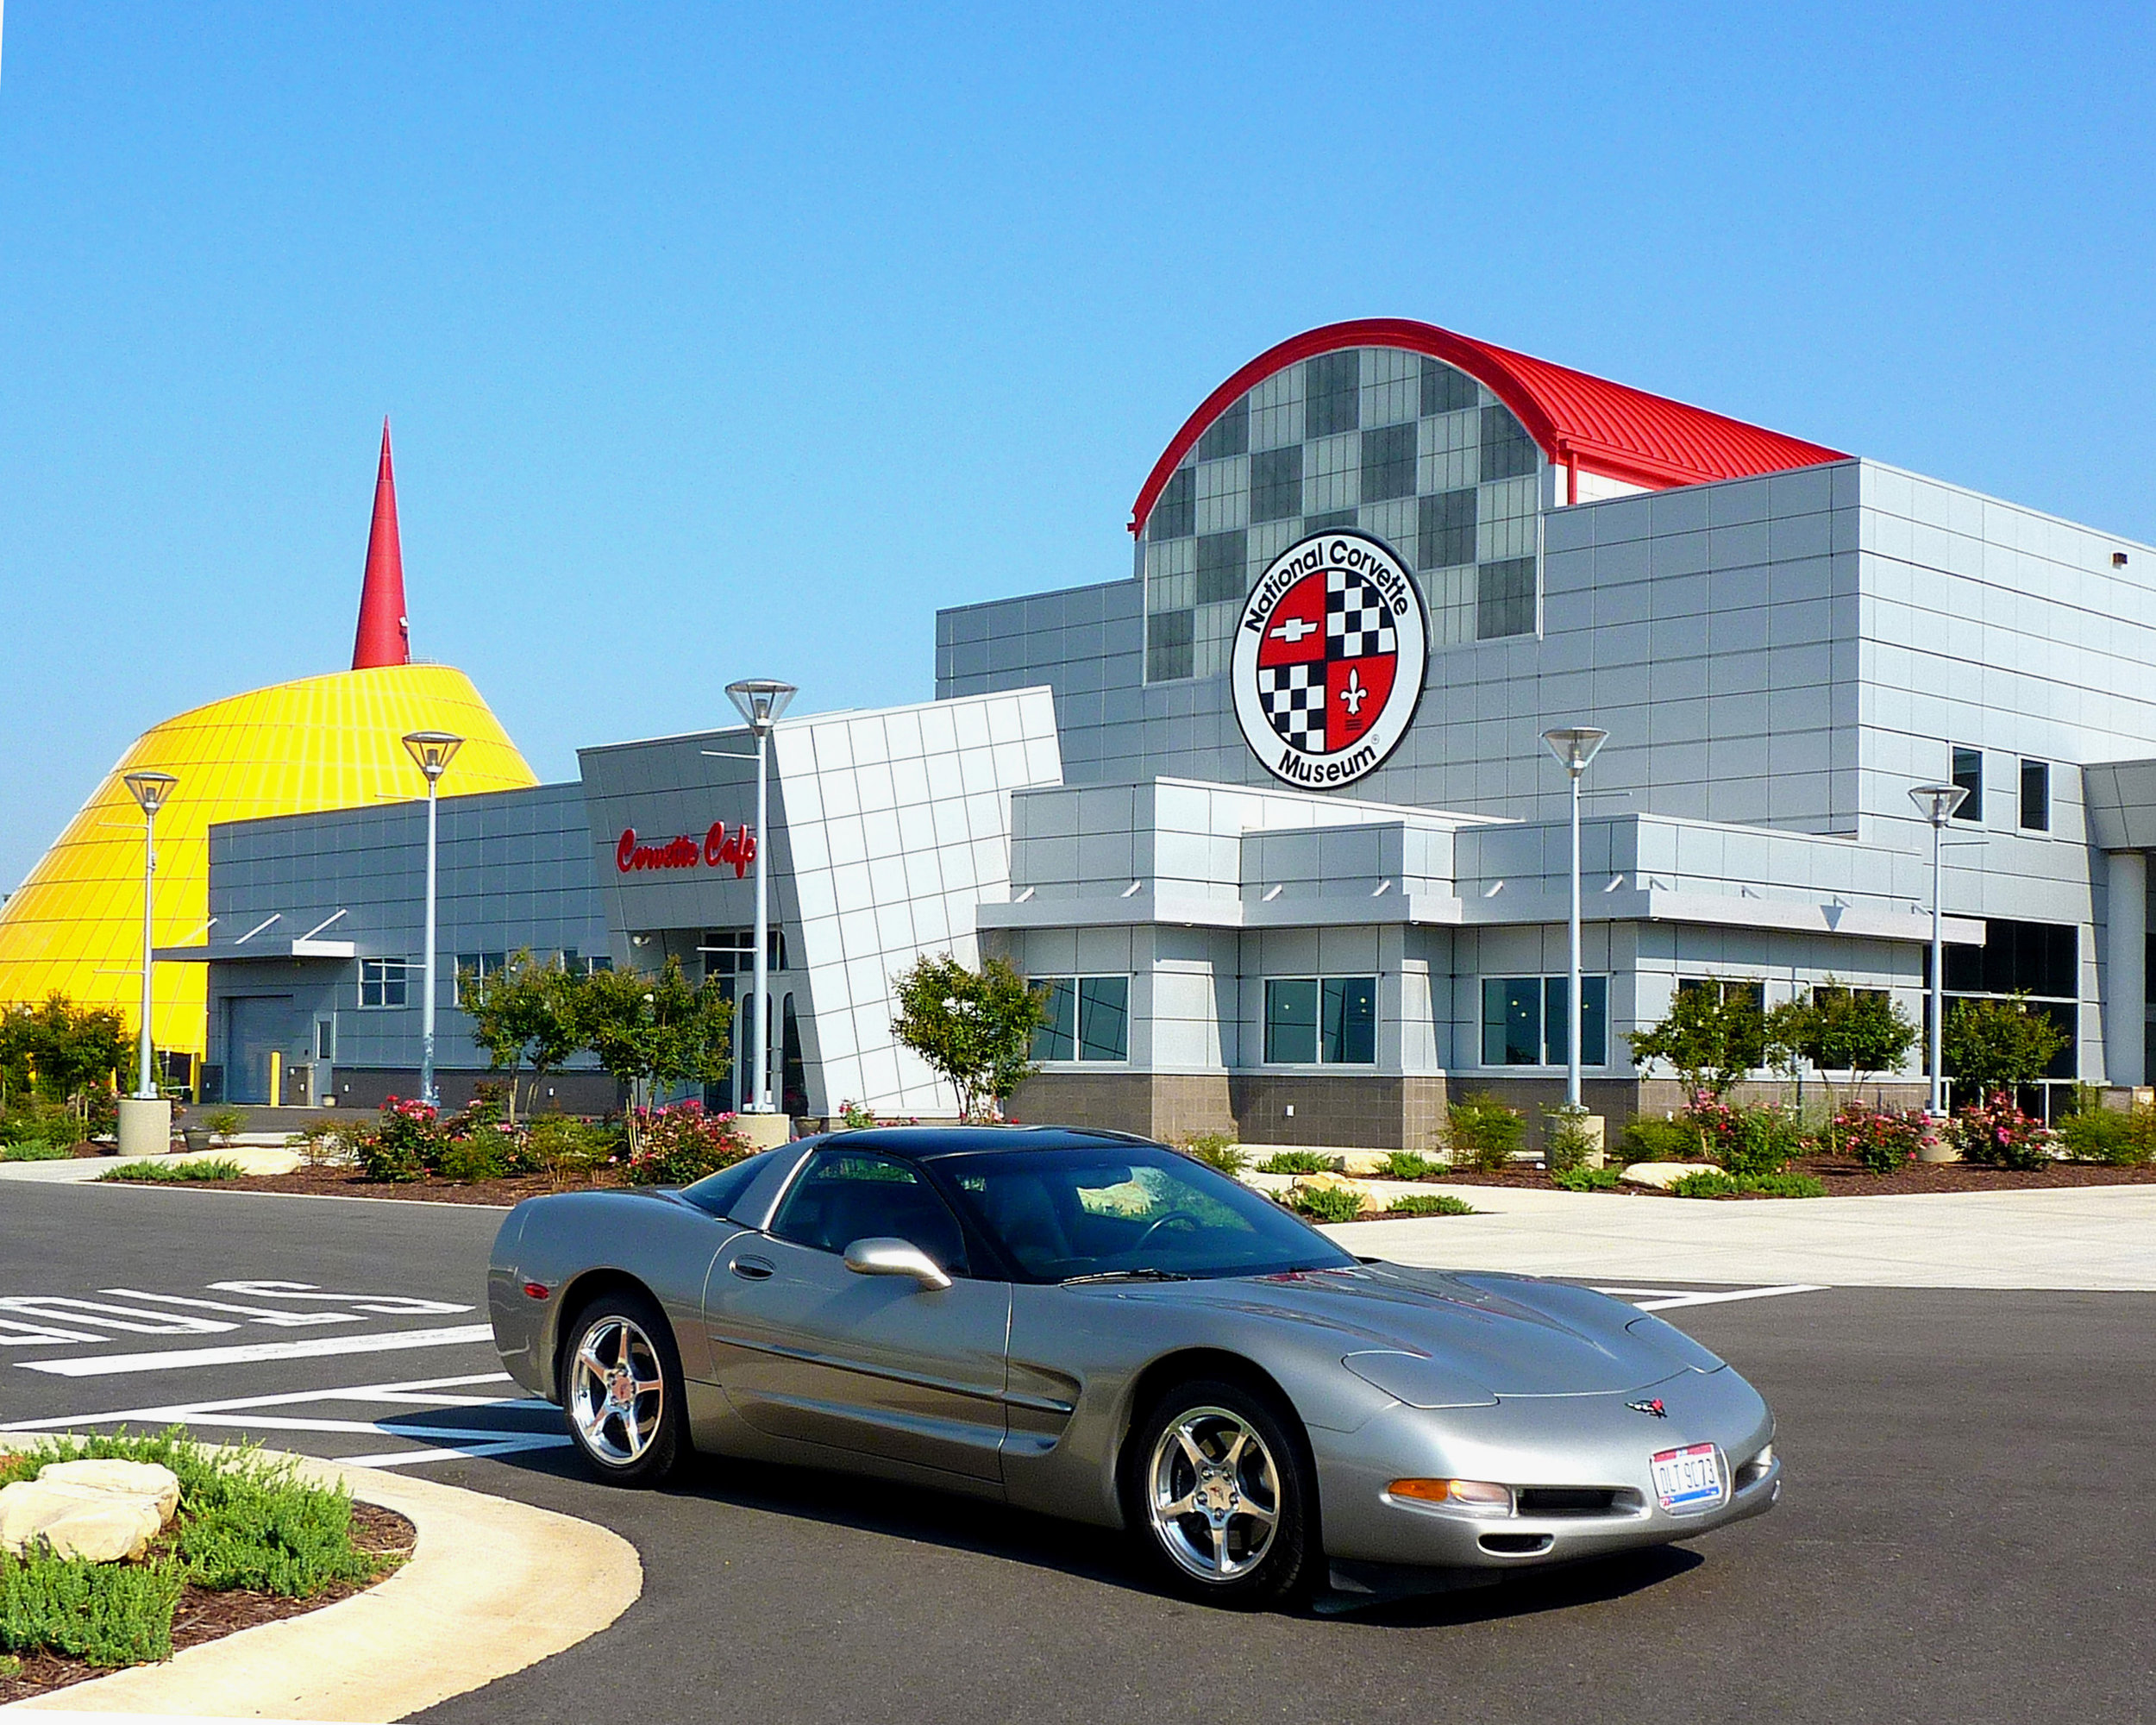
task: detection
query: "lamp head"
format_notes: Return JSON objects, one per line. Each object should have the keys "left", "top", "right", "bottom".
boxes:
{"left": 122, "top": 770, "right": 178, "bottom": 816}
{"left": 726, "top": 678, "right": 798, "bottom": 735}
{"left": 1908, "top": 782, "right": 1968, "bottom": 826}
{"left": 1541, "top": 725, "right": 1608, "bottom": 775}
{"left": 402, "top": 731, "right": 464, "bottom": 782}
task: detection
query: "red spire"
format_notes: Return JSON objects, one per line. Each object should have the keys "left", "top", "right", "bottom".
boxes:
{"left": 351, "top": 418, "right": 411, "bottom": 669}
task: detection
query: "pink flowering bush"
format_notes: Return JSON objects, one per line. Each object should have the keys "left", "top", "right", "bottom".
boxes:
{"left": 360, "top": 1096, "right": 449, "bottom": 1182}
{"left": 1952, "top": 1094, "right": 2056, "bottom": 1171}
{"left": 622, "top": 1101, "right": 754, "bottom": 1186}
{"left": 1830, "top": 1103, "right": 1940, "bottom": 1174}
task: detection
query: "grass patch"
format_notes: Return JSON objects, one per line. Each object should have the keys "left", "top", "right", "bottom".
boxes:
{"left": 1384, "top": 1192, "right": 1477, "bottom": 1217}
{"left": 97, "top": 1157, "right": 246, "bottom": 1184}
{"left": 0, "top": 1141, "right": 69, "bottom": 1163}
{"left": 0, "top": 1429, "right": 393, "bottom": 1673}
{"left": 1258, "top": 1151, "right": 1338, "bottom": 1175}
{"left": 1284, "top": 1184, "right": 1367, "bottom": 1221}
{"left": 1670, "top": 1170, "right": 1828, "bottom": 1200}
{"left": 1551, "top": 1165, "right": 1623, "bottom": 1192}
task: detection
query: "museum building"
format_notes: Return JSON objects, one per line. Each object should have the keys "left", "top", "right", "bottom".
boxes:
{"left": 166, "top": 320, "right": 2156, "bottom": 1145}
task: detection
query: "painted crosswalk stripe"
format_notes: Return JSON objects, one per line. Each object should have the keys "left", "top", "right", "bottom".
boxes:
{"left": 16, "top": 1322, "right": 496, "bottom": 1377}
{"left": 1595, "top": 1283, "right": 1827, "bottom": 1311}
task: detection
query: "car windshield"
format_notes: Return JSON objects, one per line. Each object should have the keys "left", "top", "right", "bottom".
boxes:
{"left": 930, "top": 1145, "right": 1357, "bottom": 1284}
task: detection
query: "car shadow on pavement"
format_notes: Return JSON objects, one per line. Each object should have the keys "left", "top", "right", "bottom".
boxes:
{"left": 482, "top": 1442, "right": 1708, "bottom": 1625}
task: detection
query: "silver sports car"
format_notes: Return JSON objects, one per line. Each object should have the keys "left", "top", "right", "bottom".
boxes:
{"left": 489, "top": 1126, "right": 1778, "bottom": 1607}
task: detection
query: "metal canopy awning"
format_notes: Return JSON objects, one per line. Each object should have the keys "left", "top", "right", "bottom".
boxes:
{"left": 154, "top": 938, "right": 360, "bottom": 963}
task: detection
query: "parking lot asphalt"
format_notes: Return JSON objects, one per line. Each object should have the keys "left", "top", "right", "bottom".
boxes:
{"left": 3, "top": 1181, "right": 2151, "bottom": 1725}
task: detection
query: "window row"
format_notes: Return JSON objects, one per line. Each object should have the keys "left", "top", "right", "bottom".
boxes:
{"left": 360, "top": 950, "right": 613, "bottom": 1010}
{"left": 1951, "top": 745, "right": 2051, "bottom": 832}
{"left": 1481, "top": 975, "right": 1610, "bottom": 1068}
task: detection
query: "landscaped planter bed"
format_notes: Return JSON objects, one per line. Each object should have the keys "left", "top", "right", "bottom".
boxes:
{"left": 1394, "top": 1157, "right": 2156, "bottom": 1198}
{"left": 119, "top": 1164, "right": 637, "bottom": 1205}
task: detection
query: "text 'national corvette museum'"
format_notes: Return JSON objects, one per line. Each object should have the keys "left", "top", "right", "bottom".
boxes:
{"left": 23, "top": 318, "right": 2156, "bottom": 1149}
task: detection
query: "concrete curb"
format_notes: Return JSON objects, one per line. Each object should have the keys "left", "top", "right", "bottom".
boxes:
{"left": 3, "top": 1451, "right": 642, "bottom": 1722}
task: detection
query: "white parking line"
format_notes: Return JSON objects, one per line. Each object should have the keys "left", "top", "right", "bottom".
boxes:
{"left": 18, "top": 1323, "right": 496, "bottom": 1377}
{"left": 1595, "top": 1283, "right": 1828, "bottom": 1311}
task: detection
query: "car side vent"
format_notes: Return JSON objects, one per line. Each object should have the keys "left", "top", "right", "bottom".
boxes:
{"left": 1515, "top": 1487, "right": 1623, "bottom": 1515}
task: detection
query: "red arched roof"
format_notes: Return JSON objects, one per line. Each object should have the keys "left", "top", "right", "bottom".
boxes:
{"left": 1128, "top": 317, "right": 1847, "bottom": 536}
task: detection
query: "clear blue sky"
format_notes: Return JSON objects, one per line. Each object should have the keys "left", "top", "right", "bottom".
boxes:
{"left": 2, "top": 2, "right": 2150, "bottom": 892}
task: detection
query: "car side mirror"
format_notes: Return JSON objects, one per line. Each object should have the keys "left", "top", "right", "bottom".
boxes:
{"left": 843, "top": 1237, "right": 953, "bottom": 1291}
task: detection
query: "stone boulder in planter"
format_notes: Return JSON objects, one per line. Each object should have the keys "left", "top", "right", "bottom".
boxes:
{"left": 0, "top": 1458, "right": 182, "bottom": 1562}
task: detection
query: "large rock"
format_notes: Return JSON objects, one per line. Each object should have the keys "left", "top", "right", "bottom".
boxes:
{"left": 0, "top": 1458, "right": 182, "bottom": 1562}
{"left": 1620, "top": 1160, "right": 1724, "bottom": 1189}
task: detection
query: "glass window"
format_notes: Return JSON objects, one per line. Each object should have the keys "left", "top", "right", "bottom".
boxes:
{"left": 1264, "top": 978, "right": 1319, "bottom": 1063}
{"left": 1302, "top": 508, "right": 1357, "bottom": 535}
{"left": 1477, "top": 556, "right": 1536, "bottom": 638}
{"left": 358, "top": 958, "right": 408, "bottom": 1009}
{"left": 1418, "top": 486, "right": 1476, "bottom": 571}
{"left": 1541, "top": 975, "right": 1609, "bottom": 1066}
{"left": 678, "top": 1147, "right": 781, "bottom": 1220}
{"left": 1320, "top": 976, "right": 1377, "bottom": 1063}
{"left": 1146, "top": 608, "right": 1194, "bottom": 681}
{"left": 1304, "top": 352, "right": 1360, "bottom": 437}
{"left": 1250, "top": 446, "right": 1302, "bottom": 524}
{"left": 1480, "top": 405, "right": 1538, "bottom": 480}
{"left": 2020, "top": 758, "right": 2049, "bottom": 831}
{"left": 770, "top": 1149, "right": 969, "bottom": 1273}
{"left": 1482, "top": 976, "right": 1541, "bottom": 1065}
{"left": 1420, "top": 356, "right": 1477, "bottom": 416}
{"left": 1195, "top": 396, "right": 1250, "bottom": 461}
{"left": 1150, "top": 466, "right": 1195, "bottom": 540}
{"left": 1360, "top": 422, "right": 1417, "bottom": 504}
{"left": 1076, "top": 976, "right": 1130, "bottom": 1061}
{"left": 1194, "top": 529, "right": 1247, "bottom": 605}
{"left": 935, "top": 1145, "right": 1355, "bottom": 1284}
{"left": 1032, "top": 978, "right": 1076, "bottom": 1061}
{"left": 1952, "top": 746, "right": 1984, "bottom": 822}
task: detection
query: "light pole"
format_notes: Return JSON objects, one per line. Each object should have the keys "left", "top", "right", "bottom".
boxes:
{"left": 402, "top": 731, "right": 463, "bottom": 1109}
{"left": 122, "top": 770, "right": 179, "bottom": 1099}
{"left": 1542, "top": 726, "right": 1608, "bottom": 1111}
{"left": 1909, "top": 782, "right": 1968, "bottom": 1116}
{"left": 726, "top": 679, "right": 797, "bottom": 1119}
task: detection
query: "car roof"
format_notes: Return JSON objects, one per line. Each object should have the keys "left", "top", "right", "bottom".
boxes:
{"left": 820, "top": 1125, "right": 1163, "bottom": 1160}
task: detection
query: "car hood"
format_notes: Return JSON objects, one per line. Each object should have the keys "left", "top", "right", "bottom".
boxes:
{"left": 1125, "top": 1261, "right": 1706, "bottom": 1396}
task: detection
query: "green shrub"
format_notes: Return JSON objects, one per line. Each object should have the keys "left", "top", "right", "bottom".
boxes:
{"left": 1620, "top": 1115, "right": 1698, "bottom": 1162}
{"left": 622, "top": 1102, "right": 753, "bottom": 1185}
{"left": 0, "top": 1139, "right": 66, "bottom": 1162}
{"left": 1286, "top": 1184, "right": 1368, "bottom": 1222}
{"left": 200, "top": 1107, "right": 248, "bottom": 1138}
{"left": 0, "top": 1652, "right": 19, "bottom": 1679}
{"left": 1443, "top": 1094, "right": 1525, "bottom": 1172}
{"left": 1377, "top": 1150, "right": 1437, "bottom": 1181}
{"left": 98, "top": 1157, "right": 246, "bottom": 1183}
{"left": 285, "top": 1118, "right": 360, "bottom": 1169}
{"left": 1832, "top": 1102, "right": 1935, "bottom": 1173}
{"left": 359, "top": 1097, "right": 447, "bottom": 1182}
{"left": 436, "top": 1135, "right": 508, "bottom": 1182}
{"left": 527, "top": 1114, "right": 615, "bottom": 1183}
{"left": 1670, "top": 1169, "right": 1827, "bottom": 1199}
{"left": 1540, "top": 1110, "right": 1601, "bottom": 1174}
{"left": 2056, "top": 1105, "right": 2154, "bottom": 1166}
{"left": 1953, "top": 1095, "right": 2054, "bottom": 1170}
{"left": 0, "top": 1101, "right": 81, "bottom": 1148}
{"left": 1719, "top": 1107, "right": 1803, "bottom": 1177}
{"left": 1385, "top": 1192, "right": 1476, "bottom": 1217}
{"left": 1258, "top": 1150, "right": 1338, "bottom": 1175}
{"left": 0, "top": 1546, "right": 184, "bottom": 1665}
{"left": 1179, "top": 1132, "right": 1248, "bottom": 1176}
{"left": 1552, "top": 1165, "right": 1622, "bottom": 1192}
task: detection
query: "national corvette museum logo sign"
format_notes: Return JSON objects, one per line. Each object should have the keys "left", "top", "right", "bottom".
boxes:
{"left": 1231, "top": 530, "right": 1428, "bottom": 788}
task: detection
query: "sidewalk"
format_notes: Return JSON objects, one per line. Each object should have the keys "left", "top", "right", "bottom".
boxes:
{"left": 1323, "top": 1180, "right": 2156, "bottom": 1290}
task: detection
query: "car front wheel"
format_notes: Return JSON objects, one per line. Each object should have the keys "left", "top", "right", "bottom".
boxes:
{"left": 560, "top": 1290, "right": 686, "bottom": 1486}
{"left": 1123, "top": 1377, "right": 1315, "bottom": 1608}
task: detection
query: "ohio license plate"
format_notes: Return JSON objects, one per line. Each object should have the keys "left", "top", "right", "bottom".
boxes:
{"left": 1651, "top": 1443, "right": 1725, "bottom": 1512}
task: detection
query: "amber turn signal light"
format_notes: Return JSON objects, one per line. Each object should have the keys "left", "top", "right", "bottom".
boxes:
{"left": 1387, "top": 1477, "right": 1511, "bottom": 1509}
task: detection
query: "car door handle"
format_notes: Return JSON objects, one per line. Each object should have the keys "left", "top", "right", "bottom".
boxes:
{"left": 730, "top": 1255, "right": 775, "bottom": 1282}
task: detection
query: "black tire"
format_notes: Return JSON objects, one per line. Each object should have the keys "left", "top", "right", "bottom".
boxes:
{"left": 558, "top": 1289, "right": 688, "bottom": 1486}
{"left": 1120, "top": 1376, "right": 1316, "bottom": 1608}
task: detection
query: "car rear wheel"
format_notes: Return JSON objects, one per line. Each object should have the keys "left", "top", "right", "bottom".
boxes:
{"left": 1123, "top": 1377, "right": 1314, "bottom": 1608}
{"left": 561, "top": 1290, "right": 686, "bottom": 1486}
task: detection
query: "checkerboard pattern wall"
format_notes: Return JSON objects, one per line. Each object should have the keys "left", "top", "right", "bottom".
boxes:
{"left": 1139, "top": 347, "right": 1543, "bottom": 681}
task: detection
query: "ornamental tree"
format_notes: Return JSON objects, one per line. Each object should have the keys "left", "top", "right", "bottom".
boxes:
{"left": 889, "top": 953, "right": 1047, "bottom": 1121}
{"left": 459, "top": 950, "right": 583, "bottom": 1123}
{"left": 0, "top": 993, "right": 129, "bottom": 1123}
{"left": 1626, "top": 980, "right": 1764, "bottom": 1101}
{"left": 573, "top": 958, "right": 734, "bottom": 1152}
{"left": 1944, "top": 995, "right": 2068, "bottom": 1101}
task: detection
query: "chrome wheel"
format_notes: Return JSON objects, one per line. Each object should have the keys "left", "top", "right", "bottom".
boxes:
{"left": 1145, "top": 1404, "right": 1282, "bottom": 1584}
{"left": 567, "top": 1314, "right": 666, "bottom": 1465}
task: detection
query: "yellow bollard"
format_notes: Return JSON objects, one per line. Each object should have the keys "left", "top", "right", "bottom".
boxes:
{"left": 268, "top": 1051, "right": 282, "bottom": 1109}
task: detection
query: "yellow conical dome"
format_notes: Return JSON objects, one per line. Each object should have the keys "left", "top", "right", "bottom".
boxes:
{"left": 0, "top": 663, "right": 538, "bottom": 1060}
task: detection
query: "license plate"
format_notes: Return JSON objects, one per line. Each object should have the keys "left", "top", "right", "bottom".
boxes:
{"left": 1651, "top": 1443, "right": 1725, "bottom": 1512}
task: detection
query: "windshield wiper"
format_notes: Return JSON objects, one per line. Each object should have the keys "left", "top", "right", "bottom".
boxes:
{"left": 1061, "top": 1267, "right": 1193, "bottom": 1285}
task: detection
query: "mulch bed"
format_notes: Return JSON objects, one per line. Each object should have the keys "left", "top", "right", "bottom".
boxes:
{"left": 131, "top": 1164, "right": 639, "bottom": 1206}
{"left": 0, "top": 1502, "right": 415, "bottom": 1703}
{"left": 1419, "top": 1155, "right": 2156, "bottom": 1198}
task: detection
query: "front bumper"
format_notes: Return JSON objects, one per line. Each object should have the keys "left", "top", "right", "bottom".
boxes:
{"left": 1314, "top": 1364, "right": 1778, "bottom": 1571}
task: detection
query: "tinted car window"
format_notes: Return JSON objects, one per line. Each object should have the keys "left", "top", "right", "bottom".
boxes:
{"left": 771, "top": 1150, "right": 969, "bottom": 1275}
{"left": 933, "top": 1146, "right": 1355, "bottom": 1283}
{"left": 677, "top": 1150, "right": 780, "bottom": 1220}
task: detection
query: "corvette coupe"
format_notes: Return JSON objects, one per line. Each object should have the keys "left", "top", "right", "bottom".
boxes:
{"left": 488, "top": 1126, "right": 1778, "bottom": 1606}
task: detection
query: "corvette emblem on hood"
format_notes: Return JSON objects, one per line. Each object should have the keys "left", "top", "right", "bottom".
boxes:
{"left": 1627, "top": 1398, "right": 1668, "bottom": 1418}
